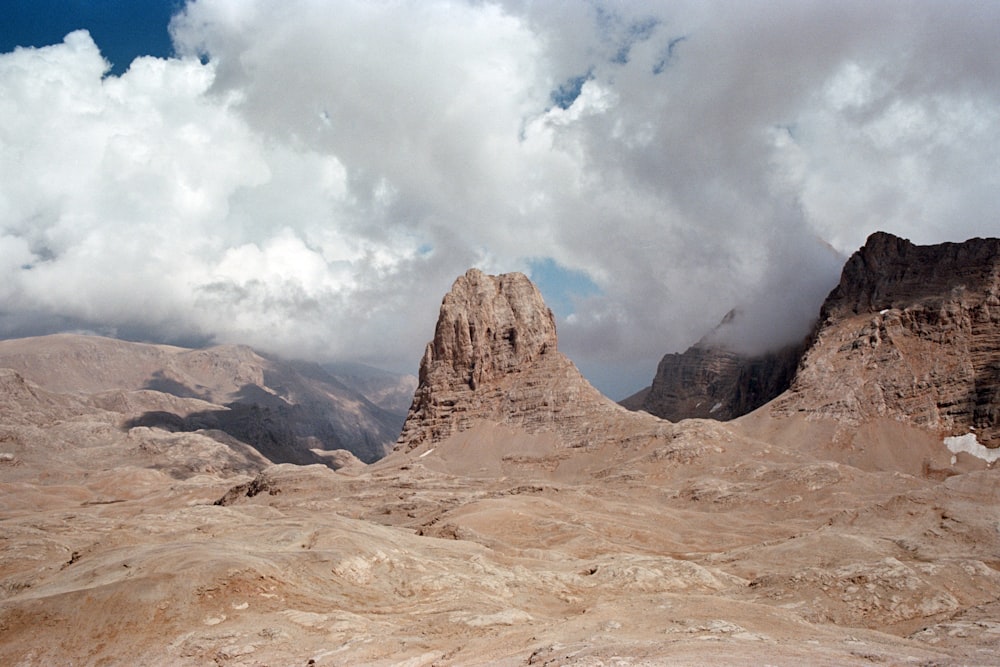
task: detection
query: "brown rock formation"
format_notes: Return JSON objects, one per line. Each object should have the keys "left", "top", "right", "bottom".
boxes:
{"left": 773, "top": 231, "right": 1000, "bottom": 446}
{"left": 396, "top": 269, "right": 633, "bottom": 450}
{"left": 627, "top": 311, "right": 804, "bottom": 422}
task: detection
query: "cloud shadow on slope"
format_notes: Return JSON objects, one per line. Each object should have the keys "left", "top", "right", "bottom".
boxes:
{"left": 123, "top": 381, "right": 382, "bottom": 468}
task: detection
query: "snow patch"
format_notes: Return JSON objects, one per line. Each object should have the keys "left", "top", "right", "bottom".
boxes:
{"left": 944, "top": 433, "right": 1000, "bottom": 463}
{"left": 709, "top": 402, "right": 723, "bottom": 414}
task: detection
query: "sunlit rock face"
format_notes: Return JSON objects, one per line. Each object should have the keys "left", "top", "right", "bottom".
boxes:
{"left": 423, "top": 268, "right": 558, "bottom": 391}
{"left": 396, "top": 268, "right": 635, "bottom": 451}
{"left": 774, "top": 232, "right": 1000, "bottom": 446}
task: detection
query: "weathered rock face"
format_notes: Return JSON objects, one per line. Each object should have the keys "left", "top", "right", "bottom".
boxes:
{"left": 773, "top": 232, "right": 1000, "bottom": 446}
{"left": 396, "top": 269, "right": 634, "bottom": 450}
{"left": 423, "top": 267, "right": 558, "bottom": 391}
{"left": 627, "top": 312, "right": 804, "bottom": 422}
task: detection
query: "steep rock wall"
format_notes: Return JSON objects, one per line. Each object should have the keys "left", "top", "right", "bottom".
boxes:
{"left": 396, "top": 269, "right": 638, "bottom": 450}
{"left": 774, "top": 232, "right": 1000, "bottom": 446}
{"left": 634, "top": 339, "right": 803, "bottom": 422}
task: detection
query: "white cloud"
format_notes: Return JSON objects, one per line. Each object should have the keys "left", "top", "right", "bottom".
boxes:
{"left": 2, "top": 1, "right": 1000, "bottom": 397}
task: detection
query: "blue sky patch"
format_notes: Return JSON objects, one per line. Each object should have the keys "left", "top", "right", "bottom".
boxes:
{"left": 528, "top": 258, "right": 601, "bottom": 318}
{"left": 2, "top": 0, "right": 180, "bottom": 75}
{"left": 550, "top": 71, "right": 593, "bottom": 110}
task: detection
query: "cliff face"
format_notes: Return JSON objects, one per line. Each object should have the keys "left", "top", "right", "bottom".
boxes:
{"left": 774, "top": 232, "right": 1000, "bottom": 446}
{"left": 633, "top": 334, "right": 803, "bottom": 422}
{"left": 396, "top": 269, "right": 632, "bottom": 450}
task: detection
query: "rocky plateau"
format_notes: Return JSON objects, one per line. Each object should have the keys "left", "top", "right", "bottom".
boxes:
{"left": 1, "top": 232, "right": 999, "bottom": 666}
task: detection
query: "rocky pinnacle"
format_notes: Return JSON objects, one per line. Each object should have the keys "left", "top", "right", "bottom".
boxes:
{"left": 396, "top": 269, "right": 636, "bottom": 450}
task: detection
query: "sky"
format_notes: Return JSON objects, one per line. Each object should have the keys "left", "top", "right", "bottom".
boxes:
{"left": 1, "top": 1, "right": 999, "bottom": 400}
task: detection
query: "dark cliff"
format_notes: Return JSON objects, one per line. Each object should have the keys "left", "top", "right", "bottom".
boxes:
{"left": 625, "top": 311, "right": 804, "bottom": 422}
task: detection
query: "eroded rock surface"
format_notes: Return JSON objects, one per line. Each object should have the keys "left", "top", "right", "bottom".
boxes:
{"left": 774, "top": 232, "right": 1000, "bottom": 446}
{"left": 4, "top": 255, "right": 1000, "bottom": 666}
{"left": 397, "top": 269, "right": 634, "bottom": 450}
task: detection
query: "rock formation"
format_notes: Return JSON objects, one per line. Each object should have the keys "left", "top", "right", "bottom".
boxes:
{"left": 396, "top": 268, "right": 634, "bottom": 450}
{"left": 773, "top": 231, "right": 1000, "bottom": 446}
{"left": 624, "top": 310, "right": 804, "bottom": 422}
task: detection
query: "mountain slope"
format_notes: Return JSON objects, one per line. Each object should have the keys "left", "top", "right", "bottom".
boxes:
{"left": 625, "top": 309, "right": 804, "bottom": 421}
{"left": 0, "top": 334, "right": 400, "bottom": 463}
{"left": 324, "top": 361, "right": 418, "bottom": 416}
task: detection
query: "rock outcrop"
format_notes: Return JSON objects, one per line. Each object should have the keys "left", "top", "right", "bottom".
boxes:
{"left": 773, "top": 231, "right": 1000, "bottom": 446}
{"left": 396, "top": 269, "right": 634, "bottom": 450}
{"left": 625, "top": 310, "right": 804, "bottom": 422}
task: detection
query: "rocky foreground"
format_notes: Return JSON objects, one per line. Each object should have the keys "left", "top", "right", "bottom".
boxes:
{"left": 2, "top": 233, "right": 1000, "bottom": 665}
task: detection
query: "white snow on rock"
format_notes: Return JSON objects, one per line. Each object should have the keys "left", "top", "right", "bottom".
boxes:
{"left": 944, "top": 433, "right": 1000, "bottom": 463}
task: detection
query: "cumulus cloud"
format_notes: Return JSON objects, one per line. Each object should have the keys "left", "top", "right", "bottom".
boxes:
{"left": 2, "top": 0, "right": 999, "bottom": 398}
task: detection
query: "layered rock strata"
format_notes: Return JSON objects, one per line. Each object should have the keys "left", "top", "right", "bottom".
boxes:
{"left": 626, "top": 312, "right": 803, "bottom": 422}
{"left": 774, "top": 232, "right": 1000, "bottom": 446}
{"left": 396, "top": 269, "right": 635, "bottom": 450}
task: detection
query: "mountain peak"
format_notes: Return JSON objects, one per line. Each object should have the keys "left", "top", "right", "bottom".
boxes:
{"left": 424, "top": 268, "right": 557, "bottom": 391}
{"left": 825, "top": 231, "right": 1000, "bottom": 317}
{"left": 396, "top": 269, "right": 630, "bottom": 450}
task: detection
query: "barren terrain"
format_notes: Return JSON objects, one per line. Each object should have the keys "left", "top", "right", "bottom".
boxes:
{"left": 3, "top": 401, "right": 999, "bottom": 665}
{"left": 2, "top": 236, "right": 1000, "bottom": 665}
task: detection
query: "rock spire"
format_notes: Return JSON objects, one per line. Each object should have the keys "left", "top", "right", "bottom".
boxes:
{"left": 396, "top": 269, "right": 631, "bottom": 450}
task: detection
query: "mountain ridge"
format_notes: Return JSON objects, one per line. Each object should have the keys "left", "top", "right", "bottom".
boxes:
{"left": 625, "top": 231, "right": 1000, "bottom": 447}
{"left": 0, "top": 333, "right": 404, "bottom": 464}
{"left": 3, "top": 232, "right": 1000, "bottom": 665}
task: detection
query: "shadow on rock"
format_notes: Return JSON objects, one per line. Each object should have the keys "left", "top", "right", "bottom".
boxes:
{"left": 123, "top": 383, "right": 384, "bottom": 467}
